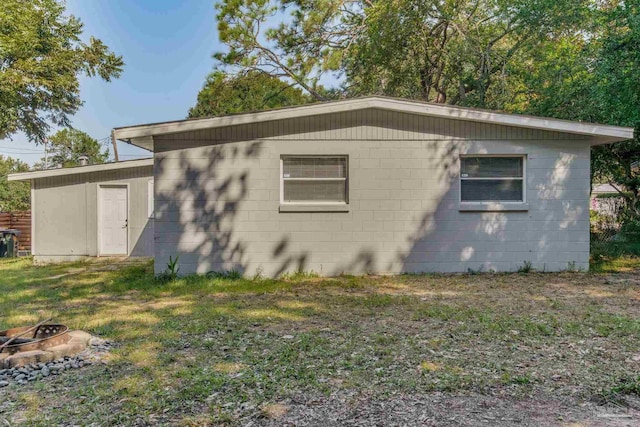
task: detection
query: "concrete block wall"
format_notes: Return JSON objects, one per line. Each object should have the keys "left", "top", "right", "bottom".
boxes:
{"left": 153, "top": 110, "right": 591, "bottom": 276}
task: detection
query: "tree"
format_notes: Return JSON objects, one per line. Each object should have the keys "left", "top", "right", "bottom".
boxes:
{"left": 511, "top": 1, "right": 640, "bottom": 215}
{"left": 37, "top": 129, "right": 109, "bottom": 169}
{"left": 188, "top": 71, "right": 309, "bottom": 118}
{"left": 214, "top": 0, "right": 588, "bottom": 106}
{"left": 344, "top": 0, "right": 588, "bottom": 107}
{"left": 0, "top": 0, "right": 124, "bottom": 144}
{"left": 0, "top": 156, "right": 30, "bottom": 212}
{"left": 587, "top": 1, "right": 640, "bottom": 218}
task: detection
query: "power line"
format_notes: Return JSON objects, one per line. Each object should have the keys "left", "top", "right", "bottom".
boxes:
{"left": 0, "top": 146, "right": 44, "bottom": 153}
{"left": 0, "top": 152, "right": 44, "bottom": 155}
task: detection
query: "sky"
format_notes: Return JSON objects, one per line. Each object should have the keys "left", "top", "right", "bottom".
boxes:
{"left": 1, "top": 0, "right": 221, "bottom": 165}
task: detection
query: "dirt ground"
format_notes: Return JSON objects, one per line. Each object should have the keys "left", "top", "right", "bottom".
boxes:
{"left": 3, "top": 259, "right": 640, "bottom": 426}
{"left": 257, "top": 392, "right": 640, "bottom": 426}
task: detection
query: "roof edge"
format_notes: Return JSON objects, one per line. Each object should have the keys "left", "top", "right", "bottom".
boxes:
{"left": 112, "top": 97, "right": 635, "bottom": 150}
{"left": 8, "top": 158, "right": 153, "bottom": 182}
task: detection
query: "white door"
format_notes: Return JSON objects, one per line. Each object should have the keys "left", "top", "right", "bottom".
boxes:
{"left": 99, "top": 186, "right": 128, "bottom": 255}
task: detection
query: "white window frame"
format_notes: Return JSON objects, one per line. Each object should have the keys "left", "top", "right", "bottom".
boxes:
{"left": 280, "top": 155, "right": 349, "bottom": 206}
{"left": 459, "top": 154, "right": 527, "bottom": 205}
{"left": 147, "top": 179, "right": 154, "bottom": 219}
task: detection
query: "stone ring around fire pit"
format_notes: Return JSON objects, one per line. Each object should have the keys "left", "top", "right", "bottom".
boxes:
{"left": 0, "top": 324, "right": 95, "bottom": 369}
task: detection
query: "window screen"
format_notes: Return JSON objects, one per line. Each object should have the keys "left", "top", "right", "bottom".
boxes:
{"left": 282, "top": 156, "right": 348, "bottom": 203}
{"left": 460, "top": 156, "right": 524, "bottom": 202}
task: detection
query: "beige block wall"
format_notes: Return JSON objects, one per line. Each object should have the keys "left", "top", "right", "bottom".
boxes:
{"left": 32, "top": 166, "right": 154, "bottom": 260}
{"left": 153, "top": 110, "right": 591, "bottom": 276}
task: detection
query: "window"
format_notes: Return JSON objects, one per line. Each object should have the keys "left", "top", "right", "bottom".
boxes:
{"left": 460, "top": 156, "right": 525, "bottom": 202}
{"left": 281, "top": 156, "right": 348, "bottom": 204}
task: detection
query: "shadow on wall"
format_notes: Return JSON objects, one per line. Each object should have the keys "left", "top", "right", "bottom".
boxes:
{"left": 395, "top": 146, "right": 584, "bottom": 274}
{"left": 154, "top": 120, "right": 587, "bottom": 276}
{"left": 327, "top": 139, "right": 462, "bottom": 275}
{"left": 155, "top": 142, "right": 259, "bottom": 274}
{"left": 130, "top": 218, "right": 154, "bottom": 257}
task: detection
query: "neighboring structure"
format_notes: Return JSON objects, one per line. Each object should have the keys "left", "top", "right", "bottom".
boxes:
{"left": 592, "top": 184, "right": 619, "bottom": 196}
{"left": 8, "top": 159, "right": 154, "bottom": 263}
{"left": 591, "top": 184, "right": 624, "bottom": 217}
{"left": 0, "top": 211, "right": 31, "bottom": 254}
{"left": 107, "top": 97, "right": 630, "bottom": 275}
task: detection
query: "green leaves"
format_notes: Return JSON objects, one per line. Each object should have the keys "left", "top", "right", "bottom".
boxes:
{"left": 188, "top": 71, "right": 309, "bottom": 118}
{"left": 515, "top": 1, "right": 640, "bottom": 216}
{"left": 212, "top": 0, "right": 592, "bottom": 106}
{"left": 37, "top": 128, "right": 109, "bottom": 168}
{"left": 0, "top": 156, "right": 30, "bottom": 212}
{"left": 0, "top": 0, "right": 123, "bottom": 144}
{"left": 214, "top": 0, "right": 350, "bottom": 99}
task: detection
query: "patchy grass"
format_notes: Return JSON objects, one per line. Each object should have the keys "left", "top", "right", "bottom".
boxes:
{"left": 591, "top": 254, "right": 640, "bottom": 273}
{"left": 1, "top": 257, "right": 640, "bottom": 425}
{"left": 590, "top": 239, "right": 640, "bottom": 273}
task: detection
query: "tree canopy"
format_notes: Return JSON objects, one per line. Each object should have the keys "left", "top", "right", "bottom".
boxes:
{"left": 214, "top": 0, "right": 588, "bottom": 106}
{"left": 0, "top": 156, "right": 30, "bottom": 212}
{"left": 188, "top": 71, "right": 309, "bottom": 118}
{"left": 510, "top": 1, "right": 640, "bottom": 212}
{"left": 0, "top": 0, "right": 124, "bottom": 144}
{"left": 36, "top": 129, "right": 109, "bottom": 169}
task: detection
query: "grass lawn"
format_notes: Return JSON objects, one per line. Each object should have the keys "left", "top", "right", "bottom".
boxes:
{"left": 2, "top": 258, "right": 640, "bottom": 425}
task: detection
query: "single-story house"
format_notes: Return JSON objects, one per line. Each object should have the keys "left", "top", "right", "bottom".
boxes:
{"left": 25, "top": 96, "right": 635, "bottom": 275}
{"left": 112, "top": 97, "right": 633, "bottom": 276}
{"left": 8, "top": 159, "right": 154, "bottom": 263}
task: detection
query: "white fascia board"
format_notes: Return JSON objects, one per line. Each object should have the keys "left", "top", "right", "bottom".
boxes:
{"left": 376, "top": 98, "right": 635, "bottom": 141}
{"left": 112, "top": 98, "right": 375, "bottom": 141}
{"left": 8, "top": 158, "right": 154, "bottom": 182}
{"left": 112, "top": 97, "right": 635, "bottom": 149}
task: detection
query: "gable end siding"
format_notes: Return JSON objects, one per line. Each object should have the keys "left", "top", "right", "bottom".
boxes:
{"left": 153, "top": 109, "right": 587, "bottom": 147}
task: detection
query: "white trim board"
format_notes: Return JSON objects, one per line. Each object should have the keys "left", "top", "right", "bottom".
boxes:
{"left": 279, "top": 155, "right": 350, "bottom": 207}
{"left": 8, "top": 158, "right": 153, "bottom": 182}
{"left": 30, "top": 186, "right": 35, "bottom": 256}
{"left": 112, "top": 96, "right": 634, "bottom": 150}
{"left": 458, "top": 154, "right": 527, "bottom": 209}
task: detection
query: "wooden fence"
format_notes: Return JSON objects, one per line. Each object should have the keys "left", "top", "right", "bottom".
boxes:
{"left": 0, "top": 211, "right": 31, "bottom": 252}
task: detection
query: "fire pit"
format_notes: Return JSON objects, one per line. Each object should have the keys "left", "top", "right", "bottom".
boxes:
{"left": 0, "top": 322, "right": 93, "bottom": 368}
{"left": 0, "top": 324, "right": 70, "bottom": 355}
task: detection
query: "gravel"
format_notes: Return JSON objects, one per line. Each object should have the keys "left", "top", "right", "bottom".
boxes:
{"left": 0, "top": 339, "right": 114, "bottom": 388}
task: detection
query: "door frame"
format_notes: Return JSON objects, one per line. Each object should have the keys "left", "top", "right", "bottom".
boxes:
{"left": 97, "top": 183, "right": 130, "bottom": 256}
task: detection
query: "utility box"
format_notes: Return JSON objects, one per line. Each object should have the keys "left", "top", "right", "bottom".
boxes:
{"left": 0, "top": 229, "right": 21, "bottom": 258}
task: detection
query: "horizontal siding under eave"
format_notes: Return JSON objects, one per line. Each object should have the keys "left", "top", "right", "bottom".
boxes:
{"left": 153, "top": 109, "right": 588, "bottom": 145}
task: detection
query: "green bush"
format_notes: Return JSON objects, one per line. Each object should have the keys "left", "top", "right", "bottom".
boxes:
{"left": 621, "top": 218, "right": 640, "bottom": 241}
